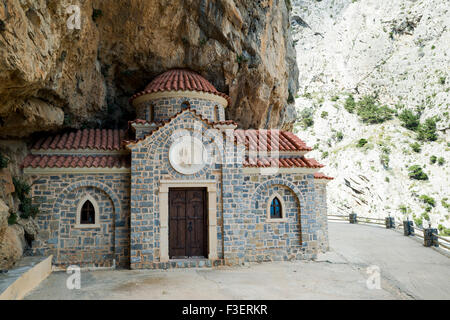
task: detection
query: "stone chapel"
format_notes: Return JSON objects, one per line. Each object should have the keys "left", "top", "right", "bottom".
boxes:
{"left": 22, "top": 69, "right": 332, "bottom": 269}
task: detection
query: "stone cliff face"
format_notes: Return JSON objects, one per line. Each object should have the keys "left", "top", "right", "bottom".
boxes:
{"left": 0, "top": 198, "right": 27, "bottom": 270}
{"left": 0, "top": 0, "right": 299, "bottom": 140}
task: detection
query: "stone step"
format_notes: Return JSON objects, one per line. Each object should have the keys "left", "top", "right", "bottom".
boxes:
{"left": 149, "top": 258, "right": 225, "bottom": 269}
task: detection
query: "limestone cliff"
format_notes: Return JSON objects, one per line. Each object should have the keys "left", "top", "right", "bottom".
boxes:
{"left": 0, "top": 0, "right": 299, "bottom": 139}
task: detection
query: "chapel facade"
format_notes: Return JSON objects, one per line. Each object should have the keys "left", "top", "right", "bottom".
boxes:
{"left": 22, "top": 69, "right": 332, "bottom": 269}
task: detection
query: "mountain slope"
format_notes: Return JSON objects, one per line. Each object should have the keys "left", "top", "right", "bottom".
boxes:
{"left": 291, "top": 0, "right": 449, "bottom": 231}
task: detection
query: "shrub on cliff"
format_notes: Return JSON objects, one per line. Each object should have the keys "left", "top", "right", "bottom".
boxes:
{"left": 410, "top": 142, "right": 421, "bottom": 153}
{"left": 356, "top": 95, "right": 394, "bottom": 124}
{"left": 419, "top": 195, "right": 435, "bottom": 207}
{"left": 413, "top": 216, "right": 422, "bottom": 227}
{"left": 408, "top": 165, "right": 428, "bottom": 180}
{"left": 299, "top": 107, "right": 314, "bottom": 128}
{"left": 439, "top": 224, "right": 450, "bottom": 236}
{"left": 417, "top": 117, "right": 438, "bottom": 141}
{"left": 421, "top": 212, "right": 430, "bottom": 222}
{"left": 357, "top": 138, "right": 368, "bottom": 148}
{"left": 12, "top": 177, "right": 39, "bottom": 219}
{"left": 398, "top": 205, "right": 408, "bottom": 214}
{"left": 335, "top": 131, "right": 344, "bottom": 141}
{"left": 442, "top": 198, "right": 450, "bottom": 212}
{"left": 13, "top": 177, "right": 31, "bottom": 197}
{"left": 8, "top": 212, "right": 18, "bottom": 225}
{"left": 344, "top": 94, "right": 356, "bottom": 113}
{"left": 398, "top": 109, "right": 420, "bottom": 131}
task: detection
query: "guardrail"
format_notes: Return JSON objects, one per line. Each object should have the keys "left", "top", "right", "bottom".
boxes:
{"left": 328, "top": 213, "right": 450, "bottom": 251}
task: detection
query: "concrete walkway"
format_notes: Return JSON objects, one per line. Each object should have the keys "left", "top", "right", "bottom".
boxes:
{"left": 24, "top": 221, "right": 450, "bottom": 300}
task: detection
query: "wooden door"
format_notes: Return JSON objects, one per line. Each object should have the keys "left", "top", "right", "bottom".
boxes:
{"left": 169, "top": 188, "right": 207, "bottom": 258}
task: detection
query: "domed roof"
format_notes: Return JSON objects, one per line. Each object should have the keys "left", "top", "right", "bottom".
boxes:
{"left": 130, "top": 69, "right": 230, "bottom": 106}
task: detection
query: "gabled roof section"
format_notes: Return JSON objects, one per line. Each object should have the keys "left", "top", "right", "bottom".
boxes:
{"left": 22, "top": 155, "right": 130, "bottom": 169}
{"left": 124, "top": 107, "right": 216, "bottom": 149}
{"left": 234, "top": 129, "right": 313, "bottom": 153}
{"left": 243, "top": 156, "right": 323, "bottom": 168}
{"left": 314, "top": 172, "right": 334, "bottom": 180}
{"left": 31, "top": 129, "right": 127, "bottom": 151}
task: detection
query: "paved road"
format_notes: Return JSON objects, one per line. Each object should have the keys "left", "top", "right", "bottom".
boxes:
{"left": 24, "top": 221, "right": 450, "bottom": 300}
{"left": 330, "top": 221, "right": 450, "bottom": 299}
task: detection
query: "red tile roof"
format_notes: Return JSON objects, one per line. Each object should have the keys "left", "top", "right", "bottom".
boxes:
{"left": 234, "top": 129, "right": 312, "bottom": 152}
{"left": 130, "top": 69, "right": 231, "bottom": 106}
{"left": 31, "top": 129, "right": 127, "bottom": 151}
{"left": 314, "top": 172, "right": 334, "bottom": 180}
{"left": 243, "top": 157, "right": 323, "bottom": 168}
{"left": 22, "top": 155, "right": 129, "bottom": 169}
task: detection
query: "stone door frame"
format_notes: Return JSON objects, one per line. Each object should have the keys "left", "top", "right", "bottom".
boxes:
{"left": 159, "top": 180, "right": 217, "bottom": 262}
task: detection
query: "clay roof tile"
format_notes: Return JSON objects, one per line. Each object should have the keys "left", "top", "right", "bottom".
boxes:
{"left": 243, "top": 156, "right": 324, "bottom": 169}
{"left": 21, "top": 155, "right": 130, "bottom": 169}
{"left": 130, "top": 69, "right": 231, "bottom": 106}
{"left": 30, "top": 129, "right": 126, "bottom": 151}
{"left": 233, "top": 129, "right": 312, "bottom": 153}
{"left": 314, "top": 172, "right": 334, "bottom": 180}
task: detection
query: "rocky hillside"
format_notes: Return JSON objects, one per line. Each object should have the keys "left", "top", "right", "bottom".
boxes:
{"left": 291, "top": 0, "right": 449, "bottom": 232}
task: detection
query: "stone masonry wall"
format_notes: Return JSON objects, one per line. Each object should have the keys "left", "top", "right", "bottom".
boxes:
{"left": 314, "top": 182, "right": 329, "bottom": 252}
{"left": 220, "top": 141, "right": 245, "bottom": 265}
{"left": 239, "top": 173, "right": 321, "bottom": 262}
{"left": 135, "top": 96, "right": 226, "bottom": 123}
{"left": 30, "top": 173, "right": 131, "bottom": 268}
{"left": 128, "top": 110, "right": 227, "bottom": 269}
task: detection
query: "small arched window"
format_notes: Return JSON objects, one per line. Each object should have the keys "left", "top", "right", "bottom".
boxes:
{"left": 270, "top": 197, "right": 282, "bottom": 219}
{"left": 80, "top": 200, "right": 95, "bottom": 224}
{"left": 181, "top": 101, "right": 190, "bottom": 110}
{"left": 75, "top": 195, "right": 100, "bottom": 229}
{"left": 267, "top": 193, "right": 287, "bottom": 222}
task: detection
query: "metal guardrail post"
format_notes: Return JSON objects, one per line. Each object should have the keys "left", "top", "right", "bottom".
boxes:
{"left": 423, "top": 228, "right": 439, "bottom": 247}
{"left": 385, "top": 217, "right": 395, "bottom": 229}
{"left": 349, "top": 213, "right": 357, "bottom": 224}
{"left": 403, "top": 220, "right": 414, "bottom": 236}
